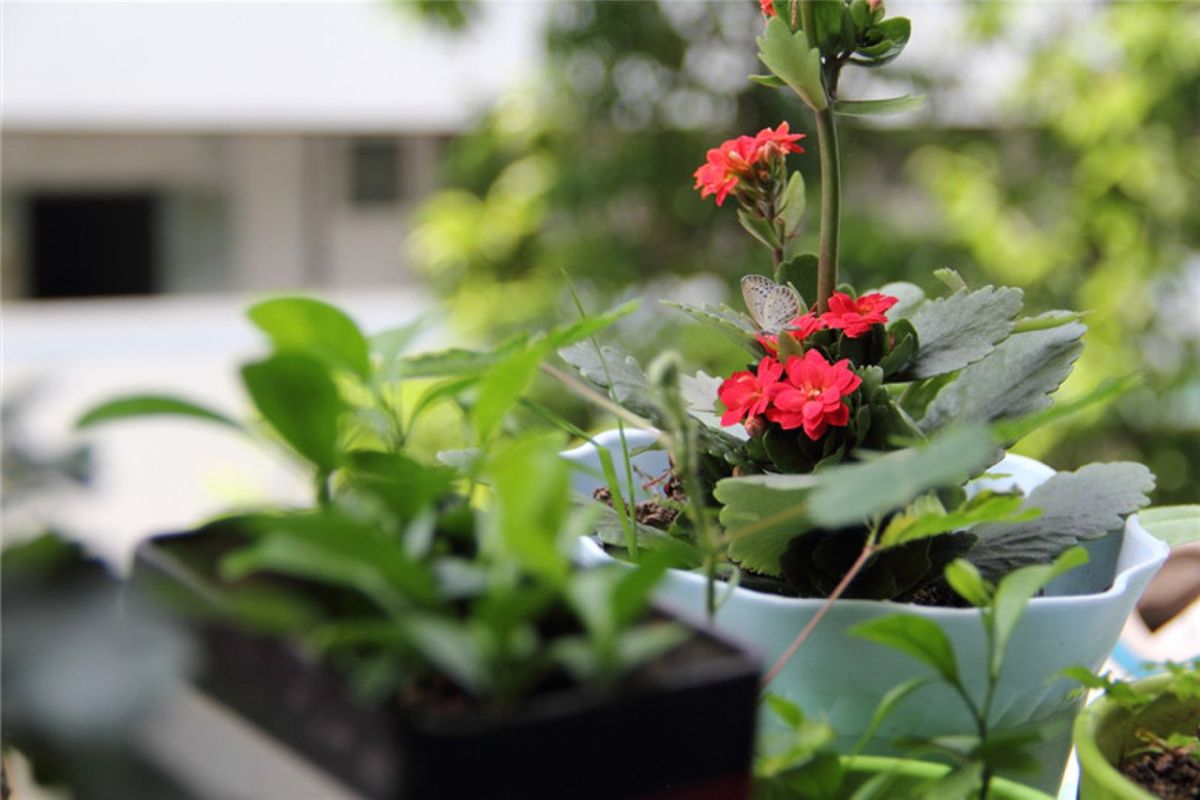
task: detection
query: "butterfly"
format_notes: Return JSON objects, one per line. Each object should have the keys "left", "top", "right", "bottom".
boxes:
{"left": 740, "top": 275, "right": 802, "bottom": 333}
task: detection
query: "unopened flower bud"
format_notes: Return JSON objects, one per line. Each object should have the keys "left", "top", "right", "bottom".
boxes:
{"left": 648, "top": 352, "right": 682, "bottom": 392}
{"left": 744, "top": 416, "right": 768, "bottom": 438}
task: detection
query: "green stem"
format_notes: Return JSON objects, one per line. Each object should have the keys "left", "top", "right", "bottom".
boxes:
{"left": 799, "top": 0, "right": 842, "bottom": 314}
{"left": 813, "top": 106, "right": 841, "bottom": 312}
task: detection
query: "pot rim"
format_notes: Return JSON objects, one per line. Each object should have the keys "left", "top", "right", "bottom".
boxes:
{"left": 566, "top": 429, "right": 1169, "bottom": 616}
{"left": 1072, "top": 673, "right": 1182, "bottom": 800}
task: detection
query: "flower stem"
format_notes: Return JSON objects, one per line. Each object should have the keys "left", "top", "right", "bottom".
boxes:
{"left": 813, "top": 106, "right": 841, "bottom": 313}
{"left": 799, "top": 0, "right": 842, "bottom": 314}
{"left": 760, "top": 538, "right": 874, "bottom": 689}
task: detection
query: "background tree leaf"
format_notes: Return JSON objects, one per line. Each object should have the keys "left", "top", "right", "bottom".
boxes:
{"left": 967, "top": 463, "right": 1154, "bottom": 579}
{"left": 919, "top": 319, "right": 1086, "bottom": 433}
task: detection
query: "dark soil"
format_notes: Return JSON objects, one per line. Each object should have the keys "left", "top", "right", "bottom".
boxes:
{"left": 906, "top": 581, "right": 973, "bottom": 608}
{"left": 1120, "top": 745, "right": 1200, "bottom": 800}
{"left": 593, "top": 481, "right": 973, "bottom": 609}
{"left": 592, "top": 486, "right": 680, "bottom": 530}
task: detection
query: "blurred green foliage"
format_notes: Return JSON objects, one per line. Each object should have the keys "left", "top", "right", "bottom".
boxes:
{"left": 408, "top": 1, "right": 1199, "bottom": 503}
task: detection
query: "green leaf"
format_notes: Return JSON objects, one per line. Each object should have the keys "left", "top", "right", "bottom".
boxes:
{"left": 613, "top": 622, "right": 690, "bottom": 673}
{"left": 76, "top": 394, "right": 244, "bottom": 432}
{"left": 484, "top": 434, "right": 572, "bottom": 583}
{"left": 340, "top": 450, "right": 457, "bottom": 521}
{"left": 919, "top": 320, "right": 1087, "bottom": 433}
{"left": 989, "top": 547, "right": 1089, "bottom": 677}
{"left": 968, "top": 463, "right": 1154, "bottom": 579}
{"left": 220, "top": 512, "right": 438, "bottom": 612}
{"left": 393, "top": 342, "right": 521, "bottom": 379}
{"left": 248, "top": 297, "right": 371, "bottom": 379}
{"left": 589, "top": 504, "right": 703, "bottom": 568}
{"left": 804, "top": 426, "right": 997, "bottom": 527}
{"left": 991, "top": 375, "right": 1139, "bottom": 444}
{"left": 780, "top": 171, "right": 807, "bottom": 235}
{"left": 765, "top": 693, "right": 806, "bottom": 729}
{"left": 372, "top": 318, "right": 427, "bottom": 379}
{"left": 851, "top": 613, "right": 959, "bottom": 683}
{"left": 680, "top": 370, "right": 740, "bottom": 435}
{"left": 779, "top": 253, "right": 820, "bottom": 308}
{"left": 757, "top": 17, "right": 828, "bottom": 111}
{"left": 717, "top": 426, "right": 996, "bottom": 576}
{"left": 1138, "top": 505, "right": 1200, "bottom": 547}
{"left": 833, "top": 95, "right": 925, "bottom": 116}
{"left": 905, "top": 286, "right": 1023, "bottom": 379}
{"left": 739, "top": 208, "right": 781, "bottom": 249}
{"left": 241, "top": 353, "right": 345, "bottom": 472}
{"left": 662, "top": 301, "right": 760, "bottom": 355}
{"left": 852, "top": 675, "right": 933, "bottom": 754}
{"left": 545, "top": 300, "right": 640, "bottom": 350}
{"left": 750, "top": 73, "right": 787, "bottom": 89}
{"left": 852, "top": 17, "right": 911, "bottom": 67}
{"left": 473, "top": 344, "right": 543, "bottom": 439}
{"left": 879, "top": 491, "right": 1036, "bottom": 548}
{"left": 408, "top": 376, "right": 477, "bottom": 429}
{"left": 403, "top": 615, "right": 490, "bottom": 695}
{"left": 944, "top": 559, "right": 992, "bottom": 607}
{"left": 932, "top": 268, "right": 968, "bottom": 294}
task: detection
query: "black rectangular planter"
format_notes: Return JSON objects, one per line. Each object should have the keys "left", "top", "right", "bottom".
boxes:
{"left": 131, "top": 532, "right": 762, "bottom": 800}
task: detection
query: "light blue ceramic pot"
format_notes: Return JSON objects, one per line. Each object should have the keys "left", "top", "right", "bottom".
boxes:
{"left": 564, "top": 429, "right": 1169, "bottom": 794}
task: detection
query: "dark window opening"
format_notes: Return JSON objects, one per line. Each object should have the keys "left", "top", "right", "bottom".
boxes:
{"left": 28, "top": 193, "right": 159, "bottom": 298}
{"left": 349, "top": 138, "right": 400, "bottom": 206}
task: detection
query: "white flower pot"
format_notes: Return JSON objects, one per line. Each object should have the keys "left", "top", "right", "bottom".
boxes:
{"left": 564, "top": 429, "right": 1169, "bottom": 793}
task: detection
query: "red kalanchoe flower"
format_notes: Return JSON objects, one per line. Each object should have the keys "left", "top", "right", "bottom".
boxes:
{"left": 787, "top": 310, "right": 826, "bottom": 341}
{"left": 759, "top": 0, "right": 776, "bottom": 18}
{"left": 693, "top": 124, "right": 805, "bottom": 206}
{"left": 819, "top": 291, "right": 899, "bottom": 338}
{"left": 693, "top": 135, "right": 759, "bottom": 206}
{"left": 765, "top": 350, "right": 862, "bottom": 441}
{"left": 718, "top": 356, "right": 784, "bottom": 426}
{"left": 753, "top": 122, "right": 806, "bottom": 159}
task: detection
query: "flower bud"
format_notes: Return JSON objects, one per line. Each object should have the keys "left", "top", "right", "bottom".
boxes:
{"left": 648, "top": 352, "right": 682, "bottom": 392}
{"left": 744, "top": 416, "right": 768, "bottom": 438}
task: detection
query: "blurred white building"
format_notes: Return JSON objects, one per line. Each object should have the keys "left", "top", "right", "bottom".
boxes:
{"left": 2, "top": 1, "right": 545, "bottom": 298}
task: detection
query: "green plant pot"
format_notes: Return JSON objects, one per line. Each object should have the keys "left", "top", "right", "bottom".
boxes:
{"left": 1074, "top": 673, "right": 1200, "bottom": 800}
{"left": 838, "top": 755, "right": 1054, "bottom": 799}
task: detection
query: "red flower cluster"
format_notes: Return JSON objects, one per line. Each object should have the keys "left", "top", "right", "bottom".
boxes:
{"left": 822, "top": 291, "right": 899, "bottom": 337}
{"left": 759, "top": 0, "right": 776, "bottom": 18}
{"left": 693, "top": 123, "right": 805, "bottom": 206}
{"left": 719, "top": 350, "right": 862, "bottom": 441}
{"left": 755, "top": 291, "right": 900, "bottom": 357}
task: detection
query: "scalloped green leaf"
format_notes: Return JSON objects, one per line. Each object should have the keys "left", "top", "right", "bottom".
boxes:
{"left": 757, "top": 17, "right": 828, "bottom": 111}
{"left": 906, "top": 286, "right": 1023, "bottom": 379}
{"left": 968, "top": 463, "right": 1154, "bottom": 580}
{"left": 919, "top": 319, "right": 1087, "bottom": 433}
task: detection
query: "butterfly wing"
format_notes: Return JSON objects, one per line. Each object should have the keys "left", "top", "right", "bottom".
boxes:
{"left": 741, "top": 275, "right": 800, "bottom": 333}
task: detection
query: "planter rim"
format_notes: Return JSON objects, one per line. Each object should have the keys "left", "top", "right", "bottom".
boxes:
{"left": 567, "top": 428, "right": 1169, "bottom": 614}
{"left": 840, "top": 755, "right": 1054, "bottom": 800}
{"left": 1072, "top": 673, "right": 1181, "bottom": 800}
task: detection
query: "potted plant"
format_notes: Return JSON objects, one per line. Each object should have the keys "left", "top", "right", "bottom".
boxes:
{"left": 1071, "top": 663, "right": 1200, "bottom": 800}
{"left": 548, "top": 0, "right": 1172, "bottom": 791}
{"left": 752, "top": 549, "right": 1086, "bottom": 799}
{"left": 83, "top": 297, "right": 763, "bottom": 799}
